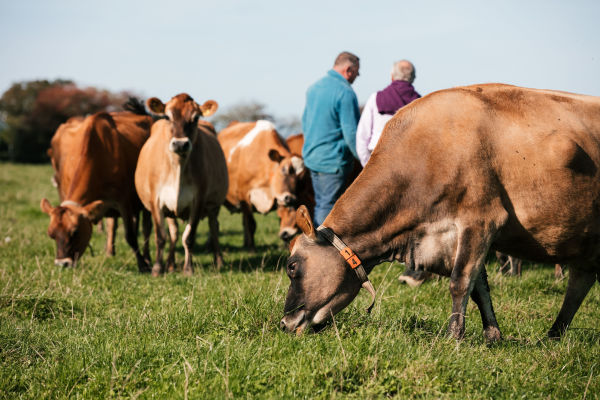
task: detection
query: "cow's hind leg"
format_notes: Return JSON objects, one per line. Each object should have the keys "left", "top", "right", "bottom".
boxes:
{"left": 166, "top": 218, "right": 179, "bottom": 272}
{"left": 548, "top": 264, "right": 596, "bottom": 339}
{"left": 470, "top": 267, "right": 501, "bottom": 342}
{"left": 448, "top": 226, "right": 493, "bottom": 340}
{"left": 208, "top": 208, "right": 224, "bottom": 269}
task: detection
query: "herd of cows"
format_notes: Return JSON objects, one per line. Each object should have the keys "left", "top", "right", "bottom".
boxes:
{"left": 39, "top": 84, "right": 600, "bottom": 341}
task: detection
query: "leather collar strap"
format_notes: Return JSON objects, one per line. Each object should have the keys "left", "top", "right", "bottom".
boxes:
{"left": 316, "top": 226, "right": 376, "bottom": 313}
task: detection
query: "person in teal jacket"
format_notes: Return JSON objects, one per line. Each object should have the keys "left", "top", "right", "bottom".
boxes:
{"left": 301, "top": 51, "right": 361, "bottom": 225}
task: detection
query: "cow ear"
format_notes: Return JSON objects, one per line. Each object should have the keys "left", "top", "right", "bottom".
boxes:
{"left": 268, "top": 149, "right": 284, "bottom": 163}
{"left": 296, "top": 205, "right": 316, "bottom": 240}
{"left": 145, "top": 97, "right": 165, "bottom": 116}
{"left": 291, "top": 156, "right": 304, "bottom": 175}
{"left": 200, "top": 100, "right": 218, "bottom": 117}
{"left": 82, "top": 200, "right": 105, "bottom": 223}
{"left": 40, "top": 198, "right": 54, "bottom": 215}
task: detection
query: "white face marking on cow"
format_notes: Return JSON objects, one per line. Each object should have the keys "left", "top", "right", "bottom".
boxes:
{"left": 249, "top": 187, "right": 274, "bottom": 214}
{"left": 227, "top": 120, "right": 275, "bottom": 162}
{"left": 290, "top": 156, "right": 304, "bottom": 175}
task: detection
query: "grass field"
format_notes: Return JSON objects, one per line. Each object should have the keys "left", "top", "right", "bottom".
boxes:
{"left": 1, "top": 162, "right": 599, "bottom": 399}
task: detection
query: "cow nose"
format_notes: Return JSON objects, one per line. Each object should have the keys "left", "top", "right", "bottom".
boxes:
{"left": 279, "top": 229, "right": 297, "bottom": 242}
{"left": 54, "top": 258, "right": 73, "bottom": 267}
{"left": 282, "top": 194, "right": 296, "bottom": 206}
{"left": 280, "top": 319, "right": 287, "bottom": 331}
{"left": 170, "top": 139, "right": 191, "bottom": 155}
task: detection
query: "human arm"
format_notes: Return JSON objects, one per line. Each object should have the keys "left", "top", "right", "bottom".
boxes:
{"left": 356, "top": 93, "right": 377, "bottom": 166}
{"left": 338, "top": 89, "right": 360, "bottom": 160}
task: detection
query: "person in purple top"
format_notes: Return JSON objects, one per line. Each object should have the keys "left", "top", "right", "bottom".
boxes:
{"left": 356, "top": 60, "right": 421, "bottom": 167}
{"left": 356, "top": 60, "right": 429, "bottom": 287}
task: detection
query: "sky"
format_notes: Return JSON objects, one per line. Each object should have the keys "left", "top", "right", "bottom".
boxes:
{"left": 1, "top": 0, "right": 599, "bottom": 121}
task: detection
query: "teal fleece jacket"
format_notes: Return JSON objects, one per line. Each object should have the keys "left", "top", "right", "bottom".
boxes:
{"left": 301, "top": 69, "right": 360, "bottom": 174}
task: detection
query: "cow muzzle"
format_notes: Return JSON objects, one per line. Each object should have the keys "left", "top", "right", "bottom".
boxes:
{"left": 54, "top": 257, "right": 74, "bottom": 267}
{"left": 169, "top": 138, "right": 191, "bottom": 156}
{"left": 279, "top": 227, "right": 298, "bottom": 242}
{"left": 276, "top": 192, "right": 297, "bottom": 207}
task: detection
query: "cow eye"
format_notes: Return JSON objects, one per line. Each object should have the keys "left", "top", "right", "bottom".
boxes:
{"left": 287, "top": 261, "right": 298, "bottom": 277}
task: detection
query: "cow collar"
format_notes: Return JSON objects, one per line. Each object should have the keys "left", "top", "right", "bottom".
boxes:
{"left": 316, "top": 226, "right": 376, "bottom": 313}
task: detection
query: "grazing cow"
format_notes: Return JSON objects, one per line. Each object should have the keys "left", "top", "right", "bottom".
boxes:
{"left": 218, "top": 121, "right": 304, "bottom": 249}
{"left": 280, "top": 84, "right": 600, "bottom": 341}
{"left": 41, "top": 111, "right": 153, "bottom": 270}
{"left": 135, "top": 94, "right": 228, "bottom": 275}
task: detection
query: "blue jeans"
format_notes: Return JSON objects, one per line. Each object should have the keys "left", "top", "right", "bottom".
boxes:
{"left": 310, "top": 165, "right": 352, "bottom": 226}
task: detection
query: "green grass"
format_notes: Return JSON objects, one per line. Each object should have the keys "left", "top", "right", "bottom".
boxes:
{"left": 1, "top": 162, "right": 599, "bottom": 399}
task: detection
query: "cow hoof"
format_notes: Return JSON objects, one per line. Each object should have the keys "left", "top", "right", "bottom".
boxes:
{"left": 167, "top": 265, "right": 176, "bottom": 273}
{"left": 547, "top": 329, "right": 563, "bottom": 340}
{"left": 151, "top": 264, "right": 162, "bottom": 277}
{"left": 483, "top": 327, "right": 502, "bottom": 342}
{"left": 183, "top": 268, "right": 193, "bottom": 277}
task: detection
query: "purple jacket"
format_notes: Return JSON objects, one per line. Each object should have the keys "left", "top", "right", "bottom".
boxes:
{"left": 376, "top": 80, "right": 421, "bottom": 115}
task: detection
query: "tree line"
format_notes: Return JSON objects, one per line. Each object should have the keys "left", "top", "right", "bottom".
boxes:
{"left": 0, "top": 80, "right": 300, "bottom": 163}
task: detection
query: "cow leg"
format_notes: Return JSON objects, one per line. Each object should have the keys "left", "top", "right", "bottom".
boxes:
{"left": 241, "top": 203, "right": 256, "bottom": 250}
{"left": 151, "top": 208, "right": 167, "bottom": 276}
{"left": 555, "top": 264, "right": 565, "bottom": 279}
{"left": 208, "top": 208, "right": 224, "bottom": 269}
{"left": 104, "top": 217, "right": 117, "bottom": 256}
{"left": 166, "top": 218, "right": 179, "bottom": 273}
{"left": 547, "top": 265, "right": 596, "bottom": 339}
{"left": 121, "top": 207, "right": 150, "bottom": 273}
{"left": 141, "top": 209, "right": 152, "bottom": 266}
{"left": 182, "top": 217, "right": 200, "bottom": 276}
{"left": 448, "top": 227, "right": 492, "bottom": 340}
{"left": 470, "top": 267, "right": 502, "bottom": 342}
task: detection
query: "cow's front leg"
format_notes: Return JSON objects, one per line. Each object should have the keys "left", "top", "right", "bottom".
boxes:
{"left": 470, "top": 267, "right": 501, "bottom": 342}
{"left": 105, "top": 216, "right": 117, "bottom": 256}
{"left": 548, "top": 265, "right": 596, "bottom": 339}
{"left": 182, "top": 216, "right": 200, "bottom": 276}
{"left": 121, "top": 206, "right": 150, "bottom": 273}
{"left": 208, "top": 208, "right": 224, "bottom": 269}
{"left": 151, "top": 207, "right": 167, "bottom": 276}
{"left": 166, "top": 218, "right": 179, "bottom": 272}
{"left": 241, "top": 203, "right": 256, "bottom": 251}
{"left": 141, "top": 209, "right": 152, "bottom": 266}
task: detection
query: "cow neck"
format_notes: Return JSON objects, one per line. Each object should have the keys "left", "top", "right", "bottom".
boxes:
{"left": 325, "top": 167, "right": 414, "bottom": 271}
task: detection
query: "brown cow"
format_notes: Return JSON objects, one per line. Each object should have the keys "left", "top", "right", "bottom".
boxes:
{"left": 280, "top": 84, "right": 600, "bottom": 341}
{"left": 218, "top": 121, "right": 304, "bottom": 249}
{"left": 41, "top": 111, "right": 152, "bottom": 270}
{"left": 135, "top": 93, "right": 228, "bottom": 275}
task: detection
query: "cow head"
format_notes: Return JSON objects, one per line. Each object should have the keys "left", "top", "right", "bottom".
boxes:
{"left": 40, "top": 198, "right": 105, "bottom": 267}
{"left": 280, "top": 205, "right": 362, "bottom": 334}
{"left": 268, "top": 149, "right": 304, "bottom": 207}
{"left": 277, "top": 205, "right": 299, "bottom": 242}
{"left": 145, "top": 94, "right": 218, "bottom": 160}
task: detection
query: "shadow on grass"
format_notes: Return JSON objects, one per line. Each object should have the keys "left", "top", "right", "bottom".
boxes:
{"left": 0, "top": 295, "right": 80, "bottom": 320}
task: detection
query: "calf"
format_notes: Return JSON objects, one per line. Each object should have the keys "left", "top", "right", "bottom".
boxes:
{"left": 41, "top": 111, "right": 152, "bottom": 270}
{"left": 280, "top": 84, "right": 600, "bottom": 341}
{"left": 218, "top": 121, "right": 304, "bottom": 249}
{"left": 135, "top": 94, "right": 228, "bottom": 275}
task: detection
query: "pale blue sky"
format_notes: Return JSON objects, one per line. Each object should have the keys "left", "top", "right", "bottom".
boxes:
{"left": 1, "top": 0, "right": 599, "bottom": 119}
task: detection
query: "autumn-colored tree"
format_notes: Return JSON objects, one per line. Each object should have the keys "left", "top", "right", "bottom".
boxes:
{"left": 0, "top": 80, "right": 135, "bottom": 162}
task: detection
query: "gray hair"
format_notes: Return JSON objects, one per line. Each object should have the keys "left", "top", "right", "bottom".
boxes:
{"left": 391, "top": 60, "right": 416, "bottom": 83}
{"left": 334, "top": 51, "right": 360, "bottom": 68}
